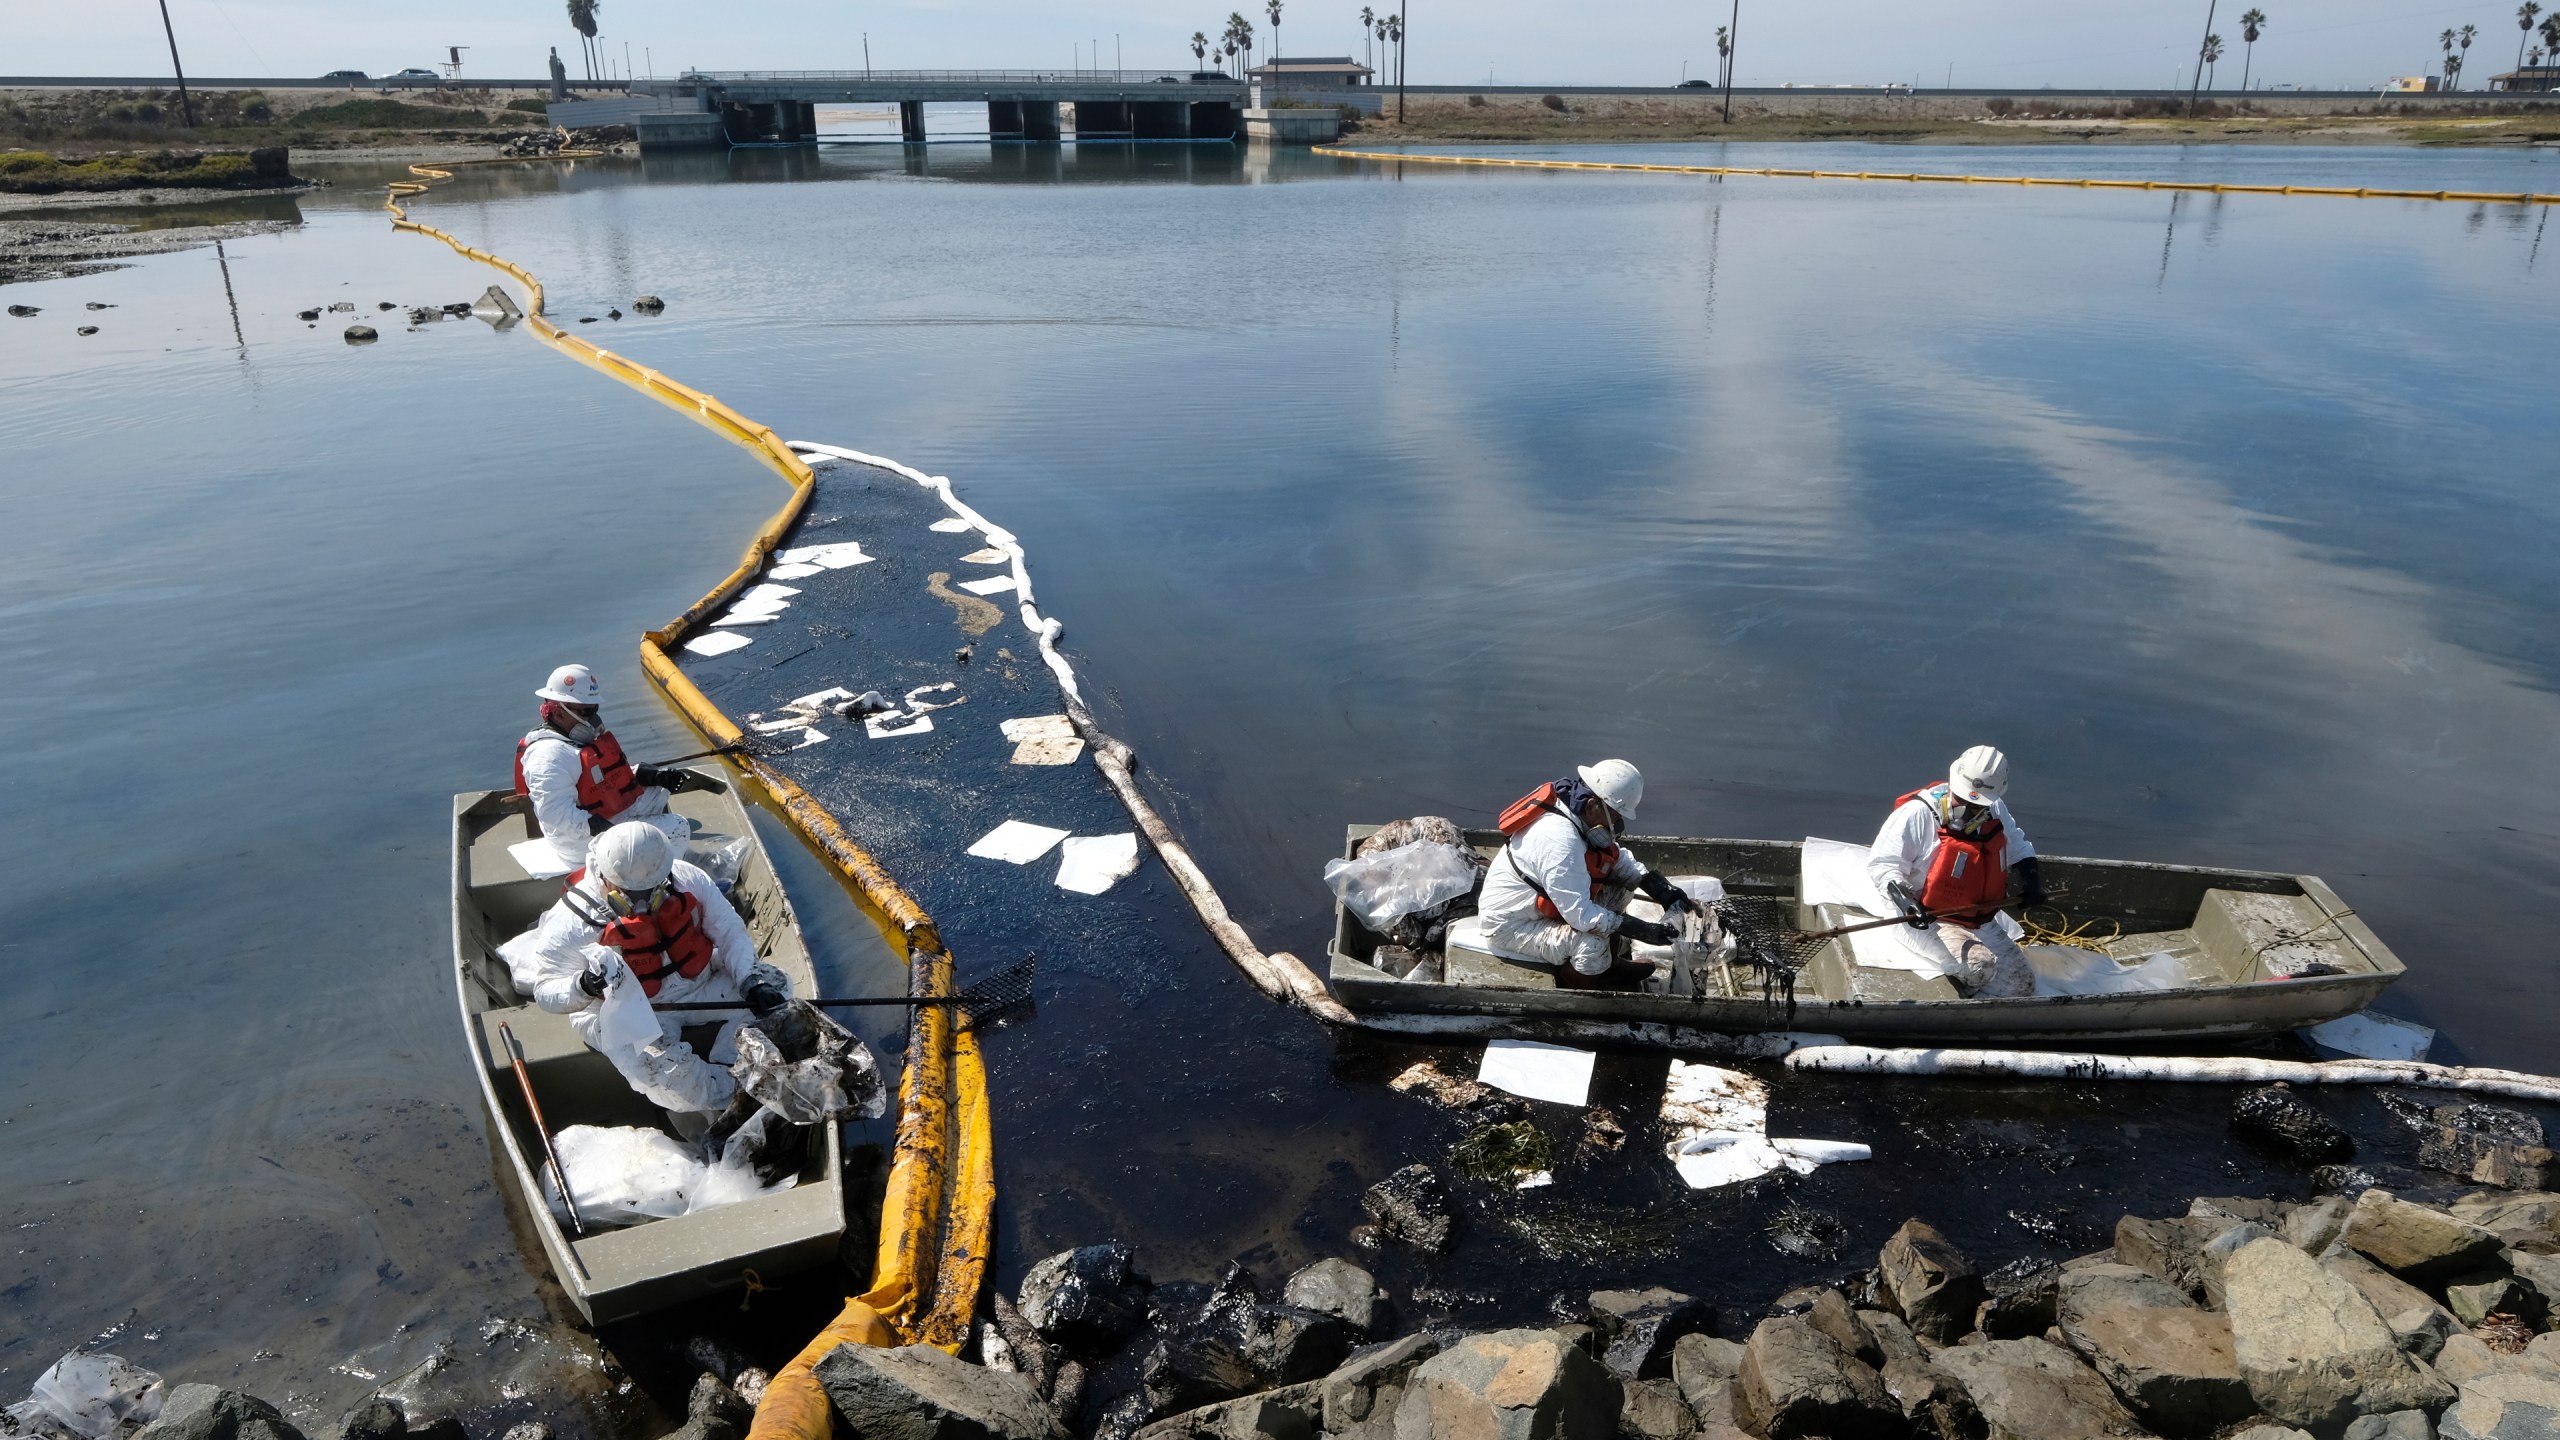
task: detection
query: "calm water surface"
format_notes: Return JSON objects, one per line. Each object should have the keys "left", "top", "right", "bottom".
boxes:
{"left": 4, "top": 139, "right": 2558, "bottom": 1416}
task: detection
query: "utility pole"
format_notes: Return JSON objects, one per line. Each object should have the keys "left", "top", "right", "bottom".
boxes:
{"left": 2187, "top": 0, "right": 2217, "bottom": 115}
{"left": 1392, "top": 0, "right": 1413, "bottom": 121}
{"left": 155, "top": 0, "right": 197, "bottom": 127}
{"left": 1720, "top": 0, "right": 1739, "bottom": 122}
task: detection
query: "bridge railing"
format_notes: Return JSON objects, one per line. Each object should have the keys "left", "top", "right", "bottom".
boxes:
{"left": 686, "top": 69, "right": 1235, "bottom": 86}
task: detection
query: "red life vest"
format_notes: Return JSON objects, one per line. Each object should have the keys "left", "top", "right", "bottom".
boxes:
{"left": 515, "top": 727, "right": 648, "bottom": 822}
{"left": 572, "top": 884, "right": 715, "bottom": 997}
{"left": 1892, "top": 784, "right": 2008, "bottom": 929}
{"left": 1498, "top": 782, "right": 1620, "bottom": 923}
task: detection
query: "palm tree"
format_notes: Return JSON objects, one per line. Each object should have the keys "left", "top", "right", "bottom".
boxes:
{"left": 1267, "top": 0, "right": 1283, "bottom": 72}
{"left": 566, "top": 0, "right": 599, "bottom": 82}
{"left": 1192, "top": 30, "right": 1209, "bottom": 71}
{"left": 2543, "top": 11, "right": 2560, "bottom": 59}
{"left": 2239, "top": 9, "right": 2266, "bottom": 91}
{"left": 1360, "top": 6, "right": 1374, "bottom": 74}
{"left": 1715, "top": 25, "right": 1731, "bottom": 88}
{"left": 2202, "top": 33, "right": 2225, "bottom": 87}
{"left": 2459, "top": 23, "right": 2478, "bottom": 87}
{"left": 2520, "top": 4, "right": 2543, "bottom": 71}
{"left": 2441, "top": 27, "right": 2458, "bottom": 88}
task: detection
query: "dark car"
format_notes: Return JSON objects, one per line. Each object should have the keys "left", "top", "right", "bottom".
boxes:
{"left": 1678, "top": 78, "right": 1712, "bottom": 88}
{"left": 320, "top": 69, "right": 367, "bottom": 81}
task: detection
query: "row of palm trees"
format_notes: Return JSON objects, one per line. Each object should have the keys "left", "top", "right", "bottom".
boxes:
{"left": 1188, "top": 5, "right": 1404, "bottom": 102}
{"left": 2433, "top": 7, "right": 2560, "bottom": 91}
{"left": 2192, "top": 7, "right": 2268, "bottom": 94}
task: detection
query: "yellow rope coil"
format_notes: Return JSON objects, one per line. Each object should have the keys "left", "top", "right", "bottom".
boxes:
{"left": 1310, "top": 145, "right": 2560, "bottom": 206}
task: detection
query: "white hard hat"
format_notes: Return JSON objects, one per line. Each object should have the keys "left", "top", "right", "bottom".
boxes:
{"left": 536, "top": 663, "right": 601, "bottom": 705}
{"left": 1575, "top": 759, "right": 1645, "bottom": 821}
{"left": 591, "top": 822, "right": 677, "bottom": 891}
{"left": 1949, "top": 745, "right": 2010, "bottom": 805}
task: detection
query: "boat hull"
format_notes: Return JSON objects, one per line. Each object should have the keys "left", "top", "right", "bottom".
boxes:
{"left": 451, "top": 781, "right": 845, "bottom": 1324}
{"left": 1328, "top": 829, "right": 2403, "bottom": 1048}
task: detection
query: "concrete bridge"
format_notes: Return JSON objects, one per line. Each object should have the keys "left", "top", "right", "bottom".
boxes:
{"left": 614, "top": 70, "right": 1248, "bottom": 148}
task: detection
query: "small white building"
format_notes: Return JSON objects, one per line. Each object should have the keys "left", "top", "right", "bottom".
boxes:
{"left": 1247, "top": 56, "right": 1375, "bottom": 88}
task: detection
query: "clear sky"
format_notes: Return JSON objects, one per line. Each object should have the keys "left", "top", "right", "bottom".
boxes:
{"left": 17, "top": 0, "right": 2539, "bottom": 90}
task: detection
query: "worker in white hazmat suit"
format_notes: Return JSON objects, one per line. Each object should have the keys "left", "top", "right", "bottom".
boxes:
{"left": 1865, "top": 745, "right": 2046, "bottom": 999}
{"left": 511, "top": 822, "right": 794, "bottom": 1116}
{"left": 513, "top": 663, "right": 706, "bottom": 872}
{"left": 1476, "top": 759, "right": 1703, "bottom": 990}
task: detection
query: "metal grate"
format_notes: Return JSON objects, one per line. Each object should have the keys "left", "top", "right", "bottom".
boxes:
{"left": 1716, "top": 894, "right": 1829, "bottom": 969}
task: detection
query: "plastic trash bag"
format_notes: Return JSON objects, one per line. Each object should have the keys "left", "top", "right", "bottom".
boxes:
{"left": 1324, "top": 841, "right": 1483, "bottom": 934}
{"left": 699, "top": 837, "right": 751, "bottom": 892}
{"left": 2023, "top": 945, "right": 2192, "bottom": 996}
{"left": 6, "top": 1354, "right": 163, "bottom": 1440}
{"left": 545, "top": 1118, "right": 801, "bottom": 1228}
{"left": 549, "top": 1124, "right": 701, "bottom": 1225}
{"left": 732, "top": 1002, "right": 886, "bottom": 1125}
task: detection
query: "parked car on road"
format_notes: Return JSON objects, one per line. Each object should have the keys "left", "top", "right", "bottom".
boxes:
{"left": 320, "top": 69, "right": 367, "bottom": 82}
{"left": 1678, "top": 78, "right": 1712, "bottom": 88}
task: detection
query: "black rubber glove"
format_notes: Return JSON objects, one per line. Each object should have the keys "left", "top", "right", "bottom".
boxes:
{"left": 578, "top": 965, "right": 609, "bottom": 998}
{"left": 741, "top": 978, "right": 788, "bottom": 1017}
{"left": 1619, "top": 917, "right": 1679, "bottom": 946}
{"left": 1636, "top": 871, "right": 1694, "bottom": 914}
{"left": 2012, "top": 856, "right": 2047, "bottom": 910}
{"left": 1885, "top": 880, "right": 1929, "bottom": 928}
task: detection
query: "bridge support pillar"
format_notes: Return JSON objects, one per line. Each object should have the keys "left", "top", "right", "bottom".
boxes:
{"left": 1189, "top": 100, "right": 1241, "bottom": 140}
{"left": 987, "top": 100, "right": 1024, "bottom": 140}
{"left": 1131, "top": 101, "right": 1191, "bottom": 138}
{"left": 899, "top": 100, "right": 927, "bottom": 143}
{"left": 1022, "top": 101, "right": 1060, "bottom": 142}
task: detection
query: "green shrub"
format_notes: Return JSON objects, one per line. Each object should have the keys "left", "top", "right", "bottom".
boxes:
{"left": 506, "top": 97, "right": 550, "bottom": 114}
{"left": 297, "top": 98, "right": 476, "bottom": 127}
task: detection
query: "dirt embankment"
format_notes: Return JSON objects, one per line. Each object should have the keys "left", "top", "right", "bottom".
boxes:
{"left": 1344, "top": 91, "right": 2560, "bottom": 146}
{"left": 0, "top": 84, "right": 572, "bottom": 159}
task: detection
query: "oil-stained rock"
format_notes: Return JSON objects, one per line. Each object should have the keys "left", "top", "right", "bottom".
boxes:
{"left": 1361, "top": 1165, "right": 1454, "bottom": 1253}
{"left": 2232, "top": 1084, "right": 2355, "bottom": 1165}
{"left": 1018, "top": 1243, "right": 1152, "bottom": 1355}
{"left": 813, "top": 1343, "right": 1067, "bottom": 1440}
{"left": 1585, "top": 1287, "right": 1714, "bottom": 1381}
{"left": 1879, "top": 1219, "right": 1988, "bottom": 1345}
{"left": 1737, "top": 1315, "right": 1900, "bottom": 1440}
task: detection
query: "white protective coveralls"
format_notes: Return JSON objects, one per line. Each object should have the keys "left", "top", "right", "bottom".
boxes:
{"left": 517, "top": 727, "right": 690, "bottom": 872}
{"left": 1865, "top": 790, "right": 2038, "bottom": 998}
{"left": 501, "top": 860, "right": 790, "bottom": 1114}
{"left": 1478, "top": 808, "right": 1648, "bottom": 976}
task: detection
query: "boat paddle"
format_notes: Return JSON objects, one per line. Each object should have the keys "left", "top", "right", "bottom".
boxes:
{"left": 495, "top": 1021, "right": 592, "bottom": 1265}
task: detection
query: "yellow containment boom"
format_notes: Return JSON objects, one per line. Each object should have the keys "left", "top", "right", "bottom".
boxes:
{"left": 1310, "top": 145, "right": 2560, "bottom": 205}
{"left": 383, "top": 157, "right": 992, "bottom": 1440}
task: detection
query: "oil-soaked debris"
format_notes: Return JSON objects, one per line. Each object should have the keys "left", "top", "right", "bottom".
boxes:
{"left": 1584, "top": 1286, "right": 1713, "bottom": 1380}
{"left": 2312, "top": 1161, "right": 2384, "bottom": 1194}
{"left": 1385, "top": 1060, "right": 1520, "bottom": 1120}
{"left": 2230, "top": 1082, "right": 2354, "bottom": 1164}
{"left": 1764, "top": 1202, "right": 1848, "bottom": 1262}
{"left": 1579, "top": 1105, "right": 1626, "bottom": 1154}
{"left": 1448, "top": 1120, "right": 1553, "bottom": 1183}
{"left": 632, "top": 294, "right": 665, "bottom": 314}
{"left": 2006, "top": 1201, "right": 2107, "bottom": 1252}
{"left": 1359, "top": 1164, "right": 1454, "bottom": 1253}
{"left": 2377, "top": 1089, "right": 2437, "bottom": 1131}
{"left": 2476, "top": 1311, "right": 2535, "bottom": 1354}
{"left": 1503, "top": 1204, "right": 1688, "bottom": 1265}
